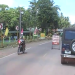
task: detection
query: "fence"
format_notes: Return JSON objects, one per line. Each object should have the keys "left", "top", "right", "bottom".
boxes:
{"left": 0, "top": 35, "right": 40, "bottom": 48}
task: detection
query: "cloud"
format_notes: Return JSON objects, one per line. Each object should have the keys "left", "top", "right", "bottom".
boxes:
{"left": 0, "top": 0, "right": 28, "bottom": 9}
{"left": 68, "top": 15, "right": 75, "bottom": 24}
{"left": 63, "top": 14, "right": 75, "bottom": 24}
{"left": 62, "top": 12, "right": 75, "bottom": 24}
{"left": 0, "top": 0, "right": 14, "bottom": 7}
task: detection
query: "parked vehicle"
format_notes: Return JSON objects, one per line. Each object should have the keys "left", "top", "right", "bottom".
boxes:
{"left": 61, "top": 28, "right": 75, "bottom": 64}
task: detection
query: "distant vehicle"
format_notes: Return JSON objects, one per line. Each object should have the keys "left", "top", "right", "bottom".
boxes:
{"left": 61, "top": 28, "right": 75, "bottom": 64}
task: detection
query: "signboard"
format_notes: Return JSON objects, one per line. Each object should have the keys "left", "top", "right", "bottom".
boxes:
{"left": 40, "top": 33, "right": 45, "bottom": 39}
{"left": 52, "top": 35, "right": 59, "bottom": 45}
{"left": 56, "top": 29, "right": 63, "bottom": 32}
{"left": 0, "top": 23, "right": 3, "bottom": 30}
{"left": 16, "top": 26, "right": 19, "bottom": 30}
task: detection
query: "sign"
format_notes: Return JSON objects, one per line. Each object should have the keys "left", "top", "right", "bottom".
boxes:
{"left": 0, "top": 23, "right": 3, "bottom": 30}
{"left": 52, "top": 35, "right": 59, "bottom": 45}
{"left": 21, "top": 28, "right": 23, "bottom": 34}
{"left": 56, "top": 29, "right": 63, "bottom": 32}
{"left": 16, "top": 26, "right": 19, "bottom": 30}
{"left": 39, "top": 28, "right": 42, "bottom": 31}
{"left": 40, "top": 33, "right": 45, "bottom": 39}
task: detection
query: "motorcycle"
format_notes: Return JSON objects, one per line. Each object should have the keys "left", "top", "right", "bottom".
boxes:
{"left": 18, "top": 39, "right": 25, "bottom": 55}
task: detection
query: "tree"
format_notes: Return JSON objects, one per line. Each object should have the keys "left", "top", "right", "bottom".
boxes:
{"left": 36, "top": 0, "right": 60, "bottom": 32}
{"left": 29, "top": 0, "right": 38, "bottom": 27}
{"left": 0, "top": 4, "right": 9, "bottom": 11}
{"left": 0, "top": 3, "right": 71, "bottom": 33}
{"left": 58, "top": 13, "right": 70, "bottom": 28}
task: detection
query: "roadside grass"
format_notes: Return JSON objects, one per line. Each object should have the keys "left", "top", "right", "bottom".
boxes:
{"left": 0, "top": 39, "right": 38, "bottom": 49}
{"left": 0, "top": 37, "right": 49, "bottom": 49}
{"left": 0, "top": 40, "right": 17, "bottom": 48}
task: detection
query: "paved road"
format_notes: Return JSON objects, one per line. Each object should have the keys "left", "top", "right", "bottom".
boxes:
{"left": 0, "top": 40, "right": 75, "bottom": 75}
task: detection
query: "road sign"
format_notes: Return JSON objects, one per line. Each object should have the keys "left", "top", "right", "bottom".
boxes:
{"left": 0, "top": 23, "right": 3, "bottom": 30}
{"left": 52, "top": 35, "right": 60, "bottom": 49}
{"left": 52, "top": 35, "right": 59, "bottom": 45}
{"left": 16, "top": 26, "right": 19, "bottom": 30}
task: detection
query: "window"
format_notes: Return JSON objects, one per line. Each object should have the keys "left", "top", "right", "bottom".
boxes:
{"left": 65, "top": 30, "right": 75, "bottom": 40}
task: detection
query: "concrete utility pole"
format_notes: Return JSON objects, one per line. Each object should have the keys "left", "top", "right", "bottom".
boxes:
{"left": 19, "top": 7, "right": 21, "bottom": 38}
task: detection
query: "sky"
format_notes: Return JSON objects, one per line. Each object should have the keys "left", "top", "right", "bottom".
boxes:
{"left": 54, "top": 0, "right": 75, "bottom": 24}
{"left": 0, "top": 0, "right": 75, "bottom": 24}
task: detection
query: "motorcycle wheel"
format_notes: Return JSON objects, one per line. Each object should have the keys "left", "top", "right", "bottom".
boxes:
{"left": 22, "top": 45, "right": 26, "bottom": 54}
{"left": 23, "top": 48, "right": 25, "bottom": 54}
{"left": 18, "top": 47, "right": 20, "bottom": 55}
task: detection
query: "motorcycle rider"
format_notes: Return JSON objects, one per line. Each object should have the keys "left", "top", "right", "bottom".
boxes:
{"left": 18, "top": 35, "right": 25, "bottom": 50}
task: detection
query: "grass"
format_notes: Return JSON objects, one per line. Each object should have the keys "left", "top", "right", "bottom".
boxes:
{"left": 0, "top": 40, "right": 17, "bottom": 48}
{"left": 0, "top": 39, "right": 36, "bottom": 48}
{"left": 0, "top": 37, "right": 48, "bottom": 49}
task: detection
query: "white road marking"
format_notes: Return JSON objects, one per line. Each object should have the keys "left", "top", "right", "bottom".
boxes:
{"left": 0, "top": 47, "right": 32, "bottom": 60}
{"left": 0, "top": 41, "right": 51, "bottom": 60}
{"left": 39, "top": 41, "right": 50, "bottom": 45}
{"left": 0, "top": 53, "right": 16, "bottom": 60}
{"left": 26, "top": 47, "right": 31, "bottom": 51}
{"left": 43, "top": 53, "right": 47, "bottom": 57}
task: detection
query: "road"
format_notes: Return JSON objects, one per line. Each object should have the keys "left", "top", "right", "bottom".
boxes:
{"left": 0, "top": 40, "right": 75, "bottom": 75}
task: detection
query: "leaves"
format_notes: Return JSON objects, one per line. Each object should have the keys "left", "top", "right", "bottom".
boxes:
{"left": 0, "top": 2, "right": 71, "bottom": 34}
{"left": 58, "top": 13, "right": 70, "bottom": 28}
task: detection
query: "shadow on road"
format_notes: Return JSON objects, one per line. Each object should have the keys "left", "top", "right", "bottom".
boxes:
{"left": 62, "top": 63, "right": 75, "bottom": 67}
{"left": 51, "top": 48, "right": 60, "bottom": 50}
{"left": 17, "top": 52, "right": 28, "bottom": 55}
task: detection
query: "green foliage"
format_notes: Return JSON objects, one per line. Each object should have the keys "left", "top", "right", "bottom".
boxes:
{"left": 29, "top": 0, "right": 60, "bottom": 33}
{"left": 0, "top": 2, "right": 71, "bottom": 34}
{"left": 58, "top": 13, "right": 70, "bottom": 28}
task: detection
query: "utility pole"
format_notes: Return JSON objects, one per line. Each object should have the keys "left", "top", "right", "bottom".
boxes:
{"left": 19, "top": 7, "right": 21, "bottom": 38}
